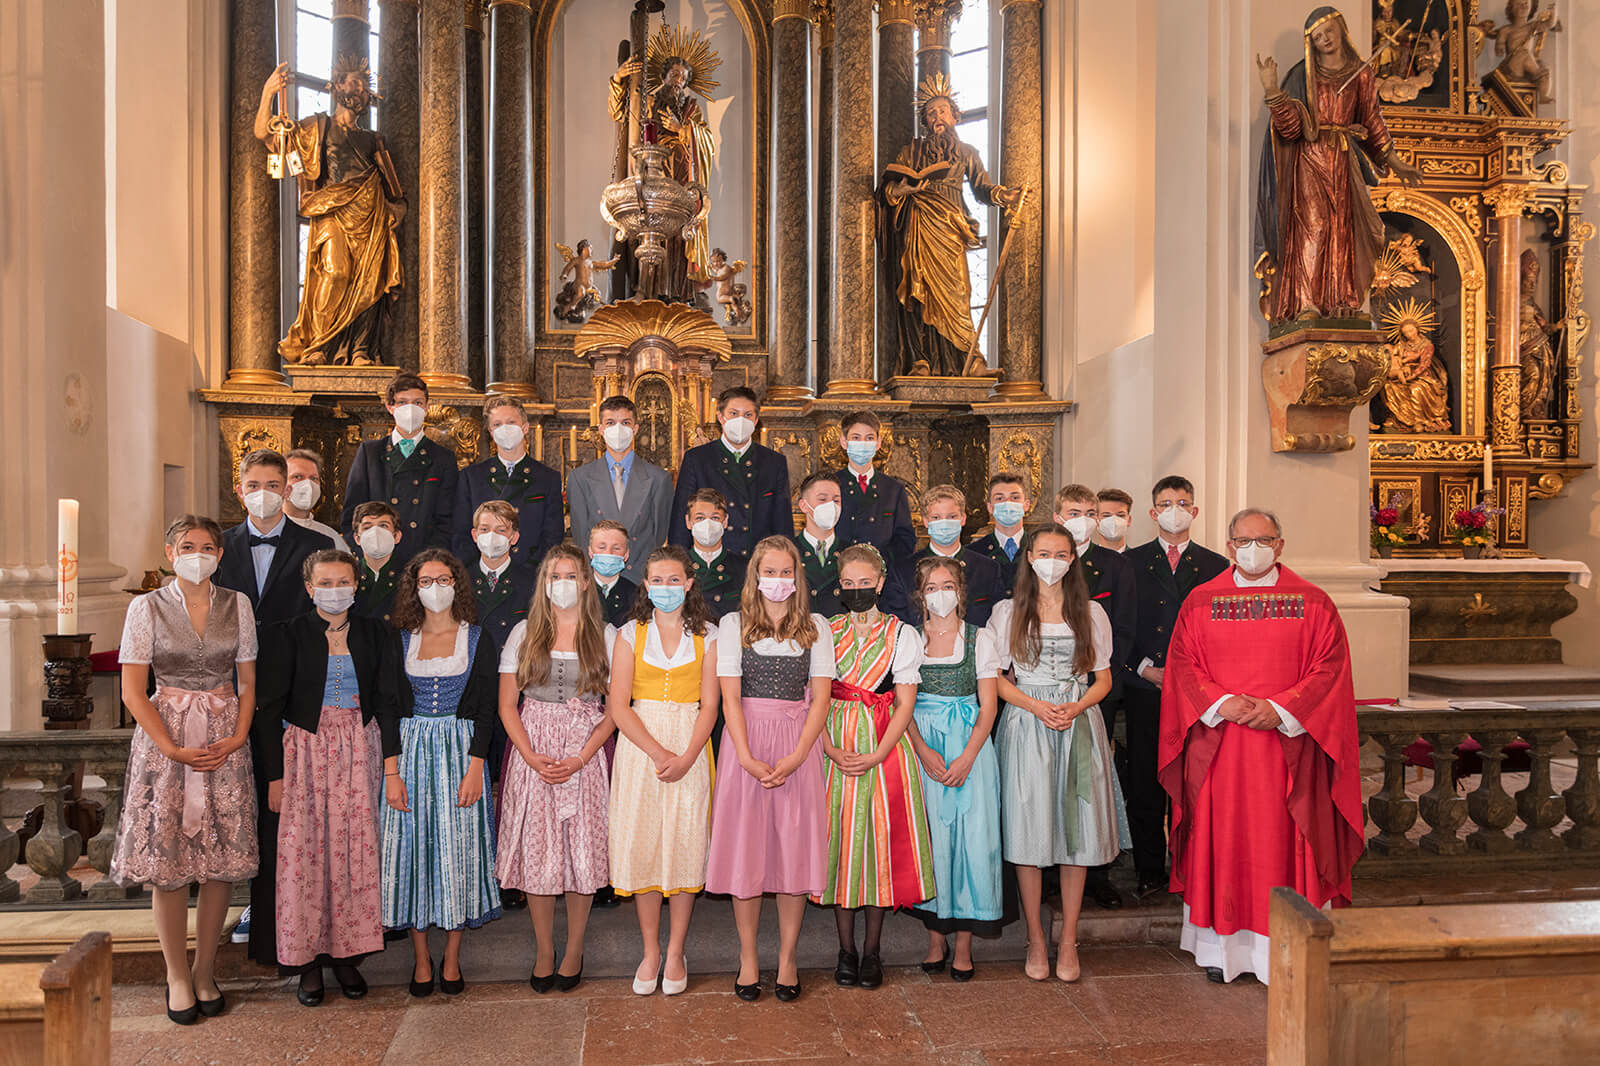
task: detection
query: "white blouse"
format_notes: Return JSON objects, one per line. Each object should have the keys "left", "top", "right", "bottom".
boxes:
{"left": 613, "top": 617, "right": 717, "bottom": 670}
{"left": 715, "top": 612, "right": 836, "bottom": 678}
{"left": 920, "top": 625, "right": 1001, "bottom": 680}
{"left": 118, "top": 582, "right": 258, "bottom": 664}
{"left": 406, "top": 622, "right": 470, "bottom": 677}
{"left": 498, "top": 620, "right": 618, "bottom": 674}
{"left": 986, "top": 599, "right": 1112, "bottom": 673}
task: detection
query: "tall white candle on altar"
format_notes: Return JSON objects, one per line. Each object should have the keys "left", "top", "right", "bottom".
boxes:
{"left": 57, "top": 498, "right": 79, "bottom": 635}
{"left": 1482, "top": 442, "right": 1494, "bottom": 496}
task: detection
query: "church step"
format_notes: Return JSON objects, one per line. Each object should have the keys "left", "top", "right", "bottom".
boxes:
{"left": 1407, "top": 664, "right": 1600, "bottom": 699}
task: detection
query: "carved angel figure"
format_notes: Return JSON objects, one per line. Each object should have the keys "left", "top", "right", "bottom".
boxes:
{"left": 554, "top": 240, "right": 619, "bottom": 324}
{"left": 1480, "top": 0, "right": 1562, "bottom": 103}
{"left": 703, "top": 248, "right": 750, "bottom": 326}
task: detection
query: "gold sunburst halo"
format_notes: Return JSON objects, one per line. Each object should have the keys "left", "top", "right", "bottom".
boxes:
{"left": 1370, "top": 245, "right": 1418, "bottom": 294}
{"left": 645, "top": 23, "right": 723, "bottom": 100}
{"left": 916, "top": 72, "right": 958, "bottom": 115}
{"left": 1380, "top": 297, "right": 1438, "bottom": 343}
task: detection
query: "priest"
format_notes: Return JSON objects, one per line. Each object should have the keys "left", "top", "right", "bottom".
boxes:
{"left": 1158, "top": 508, "right": 1361, "bottom": 985}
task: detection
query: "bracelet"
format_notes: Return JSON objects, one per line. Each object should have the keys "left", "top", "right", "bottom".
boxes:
{"left": 385, "top": 771, "right": 400, "bottom": 777}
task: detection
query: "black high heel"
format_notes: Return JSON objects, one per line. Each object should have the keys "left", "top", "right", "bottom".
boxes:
{"left": 296, "top": 970, "right": 324, "bottom": 1008}
{"left": 951, "top": 964, "right": 975, "bottom": 982}
{"left": 331, "top": 963, "right": 367, "bottom": 999}
{"left": 529, "top": 966, "right": 556, "bottom": 994}
{"left": 555, "top": 960, "right": 583, "bottom": 993}
{"left": 166, "top": 988, "right": 200, "bottom": 1026}
{"left": 195, "top": 988, "right": 227, "bottom": 1017}
{"left": 409, "top": 957, "right": 435, "bottom": 998}
{"left": 439, "top": 960, "right": 465, "bottom": 996}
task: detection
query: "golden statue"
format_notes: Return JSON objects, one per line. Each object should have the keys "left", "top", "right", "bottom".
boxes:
{"left": 553, "top": 240, "right": 620, "bottom": 324}
{"left": 1379, "top": 298, "right": 1451, "bottom": 433}
{"left": 1517, "top": 250, "right": 1564, "bottom": 420}
{"left": 608, "top": 23, "right": 720, "bottom": 301}
{"left": 255, "top": 57, "right": 404, "bottom": 366}
{"left": 879, "top": 74, "right": 1020, "bottom": 377}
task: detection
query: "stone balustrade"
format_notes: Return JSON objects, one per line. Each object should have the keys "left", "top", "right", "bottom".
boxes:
{"left": 0, "top": 730, "right": 134, "bottom": 904}
{"left": 1357, "top": 701, "right": 1600, "bottom": 877}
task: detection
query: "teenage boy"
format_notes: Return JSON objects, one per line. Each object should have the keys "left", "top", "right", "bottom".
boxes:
{"left": 833, "top": 411, "right": 915, "bottom": 569}
{"left": 587, "top": 519, "right": 639, "bottom": 626}
{"left": 791, "top": 473, "right": 844, "bottom": 617}
{"left": 1094, "top": 488, "right": 1135, "bottom": 553}
{"left": 452, "top": 396, "right": 563, "bottom": 572}
{"left": 670, "top": 386, "right": 792, "bottom": 557}
{"left": 284, "top": 448, "right": 349, "bottom": 551}
{"left": 968, "top": 471, "right": 1030, "bottom": 592}
{"left": 340, "top": 372, "right": 457, "bottom": 566}
{"left": 1124, "top": 475, "right": 1228, "bottom": 900}
{"left": 684, "top": 488, "right": 746, "bottom": 618}
{"left": 568, "top": 395, "right": 673, "bottom": 585}
{"left": 217, "top": 448, "right": 332, "bottom": 624}
{"left": 467, "top": 500, "right": 536, "bottom": 654}
{"left": 908, "top": 484, "right": 1002, "bottom": 627}
{"left": 350, "top": 501, "right": 405, "bottom": 626}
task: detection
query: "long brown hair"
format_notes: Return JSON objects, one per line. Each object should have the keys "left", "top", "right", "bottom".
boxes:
{"left": 515, "top": 542, "right": 610, "bottom": 698}
{"left": 392, "top": 548, "right": 479, "bottom": 631}
{"left": 1009, "top": 524, "right": 1095, "bottom": 675}
{"left": 628, "top": 545, "right": 713, "bottom": 636}
{"left": 739, "top": 536, "right": 817, "bottom": 648}
{"left": 912, "top": 555, "right": 968, "bottom": 623}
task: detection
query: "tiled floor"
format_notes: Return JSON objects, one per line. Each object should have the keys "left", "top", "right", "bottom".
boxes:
{"left": 108, "top": 946, "right": 1267, "bottom": 1066}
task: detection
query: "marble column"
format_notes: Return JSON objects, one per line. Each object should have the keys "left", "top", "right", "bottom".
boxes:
{"left": 1487, "top": 186, "right": 1530, "bottom": 463}
{"left": 913, "top": 0, "right": 960, "bottom": 85}
{"left": 418, "top": 0, "right": 470, "bottom": 389}
{"left": 821, "top": 0, "right": 875, "bottom": 397}
{"left": 486, "top": 0, "right": 537, "bottom": 399}
{"left": 993, "top": 0, "right": 1046, "bottom": 397}
{"left": 331, "top": 0, "right": 370, "bottom": 69}
{"left": 877, "top": 0, "right": 915, "bottom": 383}
{"left": 770, "top": 1, "right": 813, "bottom": 402}
{"left": 379, "top": 0, "right": 421, "bottom": 371}
{"left": 225, "top": 0, "right": 284, "bottom": 387}
{"left": 465, "top": 0, "right": 488, "bottom": 390}
{"left": 812, "top": 1, "right": 834, "bottom": 393}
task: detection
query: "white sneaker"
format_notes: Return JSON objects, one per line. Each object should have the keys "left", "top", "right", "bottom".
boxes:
{"left": 229, "top": 906, "right": 252, "bottom": 944}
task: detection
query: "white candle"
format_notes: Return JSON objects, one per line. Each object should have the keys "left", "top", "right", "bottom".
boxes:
{"left": 57, "top": 498, "right": 79, "bottom": 635}
{"left": 1482, "top": 442, "right": 1493, "bottom": 497}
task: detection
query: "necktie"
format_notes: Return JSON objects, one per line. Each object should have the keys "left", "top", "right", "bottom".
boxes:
{"left": 612, "top": 464, "right": 627, "bottom": 508}
{"left": 397, "top": 437, "right": 417, "bottom": 459}
{"left": 858, "top": 473, "right": 869, "bottom": 494}
{"left": 486, "top": 571, "right": 498, "bottom": 591}
{"left": 249, "top": 535, "right": 280, "bottom": 548}
{"left": 1167, "top": 544, "right": 1181, "bottom": 572}
{"left": 1004, "top": 538, "right": 1017, "bottom": 561}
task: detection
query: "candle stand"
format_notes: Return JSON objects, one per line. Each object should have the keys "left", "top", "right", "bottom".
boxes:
{"left": 41, "top": 634, "right": 95, "bottom": 730}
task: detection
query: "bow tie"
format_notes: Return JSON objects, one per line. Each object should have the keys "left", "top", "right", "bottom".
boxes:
{"left": 249, "top": 535, "right": 281, "bottom": 548}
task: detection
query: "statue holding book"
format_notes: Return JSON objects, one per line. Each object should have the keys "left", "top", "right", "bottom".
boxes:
{"left": 878, "top": 74, "right": 1019, "bottom": 377}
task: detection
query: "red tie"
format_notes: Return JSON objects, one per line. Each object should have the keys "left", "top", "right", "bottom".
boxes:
{"left": 1167, "top": 544, "right": 1181, "bottom": 572}
{"left": 859, "top": 474, "right": 869, "bottom": 494}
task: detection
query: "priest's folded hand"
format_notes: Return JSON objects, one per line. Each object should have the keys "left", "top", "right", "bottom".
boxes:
{"left": 1216, "top": 695, "right": 1254, "bottom": 723}
{"left": 1239, "top": 697, "right": 1284, "bottom": 731}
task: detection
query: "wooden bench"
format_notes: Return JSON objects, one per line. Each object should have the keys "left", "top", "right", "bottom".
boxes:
{"left": 0, "top": 932, "right": 111, "bottom": 1066}
{"left": 1268, "top": 889, "right": 1600, "bottom": 1065}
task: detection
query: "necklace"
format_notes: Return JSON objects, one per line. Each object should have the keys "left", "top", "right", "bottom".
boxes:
{"left": 326, "top": 618, "right": 351, "bottom": 633}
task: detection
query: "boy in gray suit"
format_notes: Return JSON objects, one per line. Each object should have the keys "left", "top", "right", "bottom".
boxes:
{"left": 567, "top": 395, "right": 673, "bottom": 585}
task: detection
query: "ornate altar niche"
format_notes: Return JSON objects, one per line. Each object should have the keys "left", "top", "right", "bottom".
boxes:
{"left": 1365, "top": 0, "right": 1592, "bottom": 557}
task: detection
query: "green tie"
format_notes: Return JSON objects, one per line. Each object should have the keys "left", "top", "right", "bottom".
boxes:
{"left": 397, "top": 437, "right": 417, "bottom": 459}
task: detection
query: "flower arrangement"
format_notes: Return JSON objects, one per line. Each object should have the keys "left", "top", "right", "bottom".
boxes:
{"left": 1448, "top": 503, "right": 1501, "bottom": 550}
{"left": 1369, "top": 503, "right": 1405, "bottom": 554}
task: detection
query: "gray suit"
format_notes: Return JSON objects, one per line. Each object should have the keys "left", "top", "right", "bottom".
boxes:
{"left": 567, "top": 453, "right": 674, "bottom": 585}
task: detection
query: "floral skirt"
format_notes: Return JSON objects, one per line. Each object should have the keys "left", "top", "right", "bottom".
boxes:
{"left": 496, "top": 697, "right": 609, "bottom": 896}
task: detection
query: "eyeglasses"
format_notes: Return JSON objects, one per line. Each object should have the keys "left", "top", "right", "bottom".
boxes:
{"left": 1229, "top": 537, "right": 1279, "bottom": 549}
{"left": 416, "top": 576, "right": 455, "bottom": 589}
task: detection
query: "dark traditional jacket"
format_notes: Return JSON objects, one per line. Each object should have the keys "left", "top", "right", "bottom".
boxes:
{"left": 792, "top": 533, "right": 842, "bottom": 619}
{"left": 451, "top": 454, "right": 564, "bottom": 571}
{"left": 669, "top": 441, "right": 793, "bottom": 559}
{"left": 689, "top": 547, "right": 747, "bottom": 620}
{"left": 834, "top": 467, "right": 916, "bottom": 572}
{"left": 470, "top": 560, "right": 535, "bottom": 656}
{"left": 339, "top": 434, "right": 457, "bottom": 567}
{"left": 595, "top": 574, "right": 639, "bottom": 627}
{"left": 1124, "top": 538, "right": 1229, "bottom": 691}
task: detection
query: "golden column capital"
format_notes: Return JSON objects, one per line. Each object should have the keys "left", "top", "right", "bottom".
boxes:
{"left": 775, "top": 0, "right": 811, "bottom": 22}
{"left": 877, "top": 0, "right": 915, "bottom": 26}
{"left": 913, "top": 0, "right": 961, "bottom": 52}
{"left": 1485, "top": 183, "right": 1533, "bottom": 219}
{"left": 811, "top": 0, "right": 835, "bottom": 47}
{"left": 998, "top": 0, "right": 1042, "bottom": 9}
{"left": 486, "top": 0, "right": 531, "bottom": 8}
{"left": 333, "top": 0, "right": 370, "bottom": 21}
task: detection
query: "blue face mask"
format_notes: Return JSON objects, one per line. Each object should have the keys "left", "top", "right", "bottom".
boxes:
{"left": 648, "top": 585, "right": 687, "bottom": 613}
{"left": 845, "top": 440, "right": 878, "bottom": 467}
{"left": 591, "top": 553, "right": 626, "bottom": 578}
{"left": 993, "top": 502, "right": 1026, "bottom": 528}
{"left": 927, "top": 518, "right": 963, "bottom": 547}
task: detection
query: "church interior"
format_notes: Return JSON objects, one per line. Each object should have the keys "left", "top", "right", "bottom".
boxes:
{"left": 3, "top": 0, "right": 1600, "bottom": 1061}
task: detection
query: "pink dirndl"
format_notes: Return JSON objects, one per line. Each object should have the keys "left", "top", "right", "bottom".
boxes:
{"left": 495, "top": 696, "right": 610, "bottom": 895}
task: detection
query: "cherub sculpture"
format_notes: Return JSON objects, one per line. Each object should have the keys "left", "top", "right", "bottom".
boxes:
{"left": 1480, "top": 0, "right": 1562, "bottom": 103}
{"left": 703, "top": 248, "right": 750, "bottom": 326}
{"left": 554, "top": 240, "right": 619, "bottom": 324}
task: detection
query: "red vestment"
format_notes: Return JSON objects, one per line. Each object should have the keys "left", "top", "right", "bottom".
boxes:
{"left": 1157, "top": 566, "right": 1362, "bottom": 938}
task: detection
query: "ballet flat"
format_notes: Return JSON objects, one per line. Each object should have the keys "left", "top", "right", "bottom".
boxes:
{"left": 662, "top": 957, "right": 689, "bottom": 996}
{"left": 632, "top": 959, "right": 662, "bottom": 996}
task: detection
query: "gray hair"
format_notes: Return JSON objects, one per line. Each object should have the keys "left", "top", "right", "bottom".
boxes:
{"left": 1228, "top": 507, "right": 1283, "bottom": 539}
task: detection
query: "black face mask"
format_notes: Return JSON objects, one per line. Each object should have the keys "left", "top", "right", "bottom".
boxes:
{"left": 840, "top": 587, "right": 879, "bottom": 614}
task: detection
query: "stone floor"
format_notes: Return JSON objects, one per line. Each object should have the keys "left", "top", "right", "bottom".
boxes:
{"left": 108, "top": 945, "right": 1267, "bottom": 1066}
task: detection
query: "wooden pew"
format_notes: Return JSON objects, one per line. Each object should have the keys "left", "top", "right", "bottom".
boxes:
{"left": 0, "top": 932, "right": 111, "bottom": 1066}
{"left": 1268, "top": 889, "right": 1600, "bottom": 1065}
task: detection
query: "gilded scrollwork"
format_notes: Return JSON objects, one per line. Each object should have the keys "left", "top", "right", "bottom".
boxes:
{"left": 231, "top": 425, "right": 287, "bottom": 478}
{"left": 1369, "top": 437, "right": 1484, "bottom": 462}
{"left": 1448, "top": 194, "right": 1483, "bottom": 238}
{"left": 1298, "top": 344, "right": 1387, "bottom": 406}
{"left": 430, "top": 405, "right": 485, "bottom": 469}
{"left": 997, "top": 431, "right": 1044, "bottom": 509}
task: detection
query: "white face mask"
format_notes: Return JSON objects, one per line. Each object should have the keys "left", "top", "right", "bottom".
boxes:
{"left": 312, "top": 586, "right": 356, "bottom": 614}
{"left": 172, "top": 552, "right": 218, "bottom": 584}
{"left": 602, "top": 423, "right": 635, "bottom": 452}
{"left": 243, "top": 489, "right": 284, "bottom": 521}
{"left": 547, "top": 578, "right": 580, "bottom": 610}
{"left": 691, "top": 518, "right": 724, "bottom": 548}
{"left": 491, "top": 423, "right": 526, "bottom": 452}
{"left": 1156, "top": 506, "right": 1194, "bottom": 536}
{"left": 393, "top": 403, "right": 426, "bottom": 435}
{"left": 1235, "top": 543, "right": 1278, "bottom": 575}
{"left": 358, "top": 526, "right": 396, "bottom": 561}
{"left": 722, "top": 415, "right": 756, "bottom": 446}
{"left": 475, "top": 531, "right": 511, "bottom": 559}
{"left": 288, "top": 480, "right": 321, "bottom": 512}
{"left": 1061, "top": 515, "right": 1096, "bottom": 547}
{"left": 924, "top": 589, "right": 959, "bottom": 618}
{"left": 1030, "top": 557, "right": 1070, "bottom": 586}
{"left": 1098, "top": 515, "right": 1129, "bottom": 541}
{"left": 809, "top": 501, "right": 840, "bottom": 531}
{"left": 418, "top": 583, "right": 455, "bottom": 614}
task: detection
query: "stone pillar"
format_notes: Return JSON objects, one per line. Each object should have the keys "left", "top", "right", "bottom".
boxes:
{"left": 877, "top": 0, "right": 915, "bottom": 384}
{"left": 417, "top": 0, "right": 471, "bottom": 389}
{"left": 379, "top": 0, "right": 421, "bottom": 371}
{"left": 487, "top": 0, "right": 536, "bottom": 398}
{"left": 465, "top": 0, "right": 488, "bottom": 390}
{"left": 914, "top": 0, "right": 960, "bottom": 85}
{"left": 813, "top": 1, "right": 834, "bottom": 393}
{"left": 993, "top": 0, "right": 1047, "bottom": 397}
{"left": 1486, "top": 185, "right": 1530, "bottom": 464}
{"left": 226, "top": 0, "right": 284, "bottom": 387}
{"left": 332, "top": 0, "right": 370, "bottom": 68}
{"left": 821, "top": 0, "right": 876, "bottom": 398}
{"left": 770, "top": 1, "right": 813, "bottom": 402}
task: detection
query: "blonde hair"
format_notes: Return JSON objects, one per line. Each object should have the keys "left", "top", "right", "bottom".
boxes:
{"left": 837, "top": 542, "right": 885, "bottom": 577}
{"left": 515, "top": 543, "right": 610, "bottom": 698}
{"left": 473, "top": 499, "right": 520, "bottom": 532}
{"left": 921, "top": 483, "right": 967, "bottom": 513}
{"left": 738, "top": 536, "right": 817, "bottom": 648}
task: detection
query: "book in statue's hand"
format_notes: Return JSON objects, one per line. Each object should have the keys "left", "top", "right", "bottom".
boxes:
{"left": 884, "top": 159, "right": 955, "bottom": 185}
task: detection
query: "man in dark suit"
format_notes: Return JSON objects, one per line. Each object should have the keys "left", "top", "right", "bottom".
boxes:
{"left": 568, "top": 395, "right": 673, "bottom": 586}
{"left": 339, "top": 372, "right": 457, "bottom": 567}
{"left": 834, "top": 411, "right": 916, "bottom": 573}
{"left": 684, "top": 488, "right": 746, "bottom": 619}
{"left": 587, "top": 519, "right": 639, "bottom": 626}
{"left": 905, "top": 483, "right": 1002, "bottom": 627}
{"left": 452, "top": 395, "right": 563, "bottom": 571}
{"left": 1123, "top": 475, "right": 1228, "bottom": 900}
{"left": 670, "top": 387, "right": 792, "bottom": 559}
{"left": 792, "top": 473, "right": 843, "bottom": 617}
{"left": 350, "top": 502, "right": 405, "bottom": 627}
{"left": 967, "top": 471, "right": 1030, "bottom": 594}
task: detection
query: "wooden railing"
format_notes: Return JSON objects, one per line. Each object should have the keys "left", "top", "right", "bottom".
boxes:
{"left": 1357, "top": 701, "right": 1600, "bottom": 876}
{"left": 0, "top": 731, "right": 135, "bottom": 905}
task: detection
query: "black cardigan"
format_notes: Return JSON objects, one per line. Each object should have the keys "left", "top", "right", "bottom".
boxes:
{"left": 253, "top": 612, "right": 401, "bottom": 782}
{"left": 390, "top": 625, "right": 500, "bottom": 761}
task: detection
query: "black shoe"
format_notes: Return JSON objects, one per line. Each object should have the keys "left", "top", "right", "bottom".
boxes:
{"left": 951, "top": 965, "right": 975, "bottom": 982}
{"left": 296, "top": 972, "right": 324, "bottom": 1008}
{"left": 921, "top": 938, "right": 948, "bottom": 974}
{"left": 733, "top": 976, "right": 762, "bottom": 1001}
{"left": 594, "top": 885, "right": 621, "bottom": 908}
{"left": 439, "top": 962, "right": 465, "bottom": 996}
{"left": 833, "top": 949, "right": 859, "bottom": 987}
{"left": 195, "top": 989, "right": 227, "bottom": 1017}
{"left": 555, "top": 961, "right": 583, "bottom": 993}
{"left": 1205, "top": 966, "right": 1225, "bottom": 984}
{"left": 1086, "top": 877, "right": 1124, "bottom": 910}
{"left": 1136, "top": 876, "right": 1168, "bottom": 900}
{"left": 501, "top": 888, "right": 527, "bottom": 910}
{"left": 858, "top": 953, "right": 883, "bottom": 989}
{"left": 331, "top": 964, "right": 367, "bottom": 999}
{"left": 409, "top": 958, "right": 435, "bottom": 998}
{"left": 775, "top": 980, "right": 801, "bottom": 1003}
{"left": 166, "top": 988, "right": 200, "bottom": 1026}
{"left": 384, "top": 927, "right": 408, "bottom": 942}
{"left": 529, "top": 967, "right": 556, "bottom": 994}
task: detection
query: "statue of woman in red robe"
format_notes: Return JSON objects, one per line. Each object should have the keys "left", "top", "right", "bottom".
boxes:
{"left": 1254, "top": 7, "right": 1421, "bottom": 328}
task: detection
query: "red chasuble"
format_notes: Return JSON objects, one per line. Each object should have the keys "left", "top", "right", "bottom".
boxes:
{"left": 1157, "top": 565, "right": 1361, "bottom": 938}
